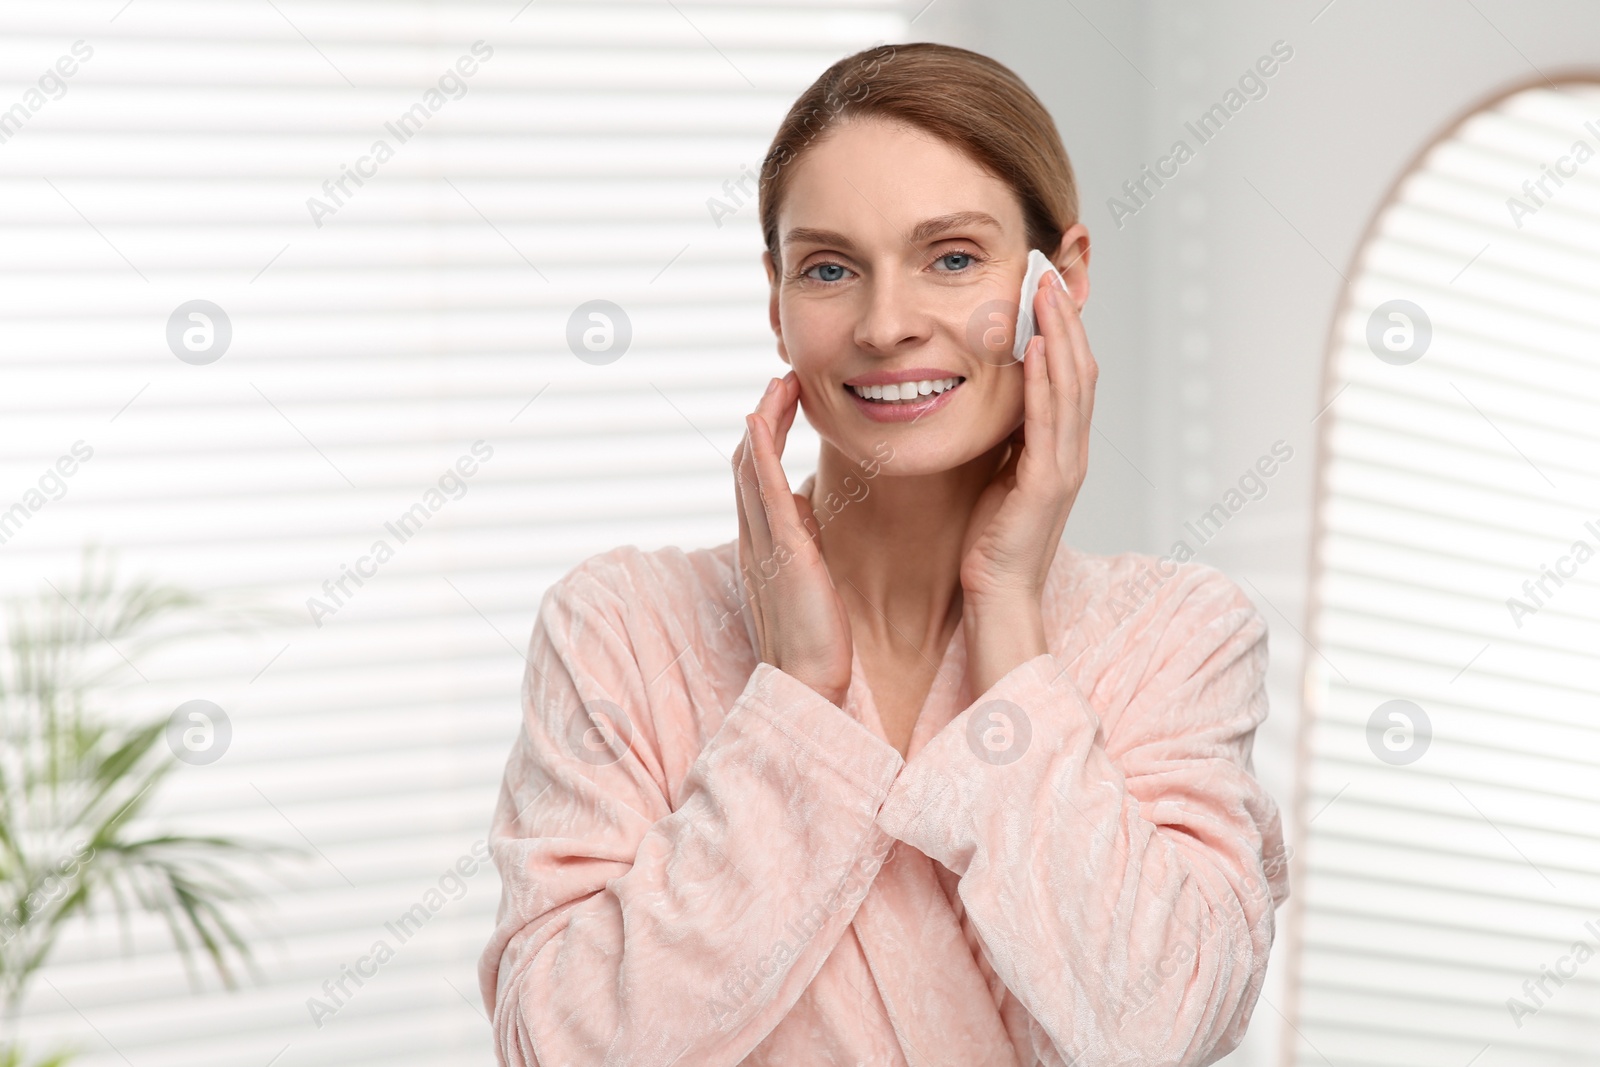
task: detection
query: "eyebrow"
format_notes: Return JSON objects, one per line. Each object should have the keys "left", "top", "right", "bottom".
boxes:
{"left": 781, "top": 210, "right": 1004, "bottom": 251}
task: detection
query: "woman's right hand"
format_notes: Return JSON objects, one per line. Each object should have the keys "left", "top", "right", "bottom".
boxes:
{"left": 733, "top": 370, "right": 854, "bottom": 706}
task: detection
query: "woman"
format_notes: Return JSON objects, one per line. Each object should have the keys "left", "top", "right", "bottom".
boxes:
{"left": 479, "top": 42, "right": 1290, "bottom": 1067}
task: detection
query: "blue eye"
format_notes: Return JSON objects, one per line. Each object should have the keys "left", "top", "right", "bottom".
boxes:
{"left": 806, "top": 262, "right": 848, "bottom": 282}
{"left": 938, "top": 252, "right": 975, "bottom": 271}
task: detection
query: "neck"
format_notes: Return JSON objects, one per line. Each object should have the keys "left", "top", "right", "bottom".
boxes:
{"left": 807, "top": 437, "right": 1007, "bottom": 656}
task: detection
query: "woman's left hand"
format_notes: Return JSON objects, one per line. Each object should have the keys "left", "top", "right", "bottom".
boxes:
{"left": 958, "top": 269, "right": 1097, "bottom": 610}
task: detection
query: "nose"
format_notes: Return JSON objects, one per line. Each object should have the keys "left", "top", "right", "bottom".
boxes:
{"left": 852, "top": 270, "right": 930, "bottom": 355}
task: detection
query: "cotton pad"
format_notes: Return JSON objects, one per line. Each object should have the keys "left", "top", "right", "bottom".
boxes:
{"left": 1013, "top": 248, "right": 1066, "bottom": 362}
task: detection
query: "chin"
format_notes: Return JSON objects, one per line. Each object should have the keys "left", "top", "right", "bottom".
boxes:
{"left": 834, "top": 424, "right": 1011, "bottom": 478}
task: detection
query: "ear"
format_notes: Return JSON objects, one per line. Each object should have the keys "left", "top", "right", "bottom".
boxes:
{"left": 1050, "top": 223, "right": 1091, "bottom": 311}
{"left": 762, "top": 250, "right": 791, "bottom": 366}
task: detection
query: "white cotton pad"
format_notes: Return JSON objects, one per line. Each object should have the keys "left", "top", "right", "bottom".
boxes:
{"left": 1013, "top": 248, "right": 1066, "bottom": 362}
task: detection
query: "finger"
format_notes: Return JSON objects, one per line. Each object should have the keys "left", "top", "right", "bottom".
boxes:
{"left": 749, "top": 374, "right": 800, "bottom": 479}
{"left": 732, "top": 421, "right": 757, "bottom": 499}
{"left": 735, "top": 479, "right": 757, "bottom": 607}
{"left": 793, "top": 470, "right": 822, "bottom": 546}
{"left": 746, "top": 412, "right": 810, "bottom": 556}
{"left": 992, "top": 420, "right": 1024, "bottom": 488}
{"left": 771, "top": 372, "right": 802, "bottom": 457}
{"left": 733, "top": 450, "right": 750, "bottom": 559}
{"left": 1042, "top": 278, "right": 1096, "bottom": 483}
{"left": 731, "top": 431, "right": 769, "bottom": 651}
{"left": 1005, "top": 334, "right": 1044, "bottom": 489}
{"left": 733, "top": 431, "right": 757, "bottom": 518}
{"left": 753, "top": 372, "right": 791, "bottom": 435}
{"left": 1037, "top": 275, "right": 1079, "bottom": 415}
{"left": 740, "top": 378, "right": 778, "bottom": 498}
{"left": 738, "top": 416, "right": 776, "bottom": 564}
{"left": 732, "top": 431, "right": 777, "bottom": 591}
{"left": 731, "top": 432, "right": 747, "bottom": 518}
{"left": 793, "top": 490, "right": 822, "bottom": 545}
{"left": 1037, "top": 283, "right": 1094, "bottom": 489}
{"left": 1049, "top": 275, "right": 1098, "bottom": 425}
{"left": 1065, "top": 302, "right": 1099, "bottom": 430}
{"left": 1022, "top": 332, "right": 1053, "bottom": 447}
{"left": 749, "top": 375, "right": 780, "bottom": 443}
{"left": 732, "top": 433, "right": 758, "bottom": 563}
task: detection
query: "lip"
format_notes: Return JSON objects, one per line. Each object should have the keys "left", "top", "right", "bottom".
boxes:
{"left": 844, "top": 377, "right": 966, "bottom": 422}
{"left": 842, "top": 367, "right": 965, "bottom": 387}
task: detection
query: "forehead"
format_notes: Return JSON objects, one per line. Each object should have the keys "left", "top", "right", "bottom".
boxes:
{"left": 777, "top": 118, "right": 1026, "bottom": 247}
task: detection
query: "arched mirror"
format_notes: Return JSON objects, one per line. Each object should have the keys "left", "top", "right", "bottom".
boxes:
{"left": 1286, "top": 78, "right": 1600, "bottom": 1066}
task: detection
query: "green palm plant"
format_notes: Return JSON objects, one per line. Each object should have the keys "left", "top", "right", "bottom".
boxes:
{"left": 0, "top": 1050, "right": 72, "bottom": 1067}
{"left": 0, "top": 547, "right": 297, "bottom": 1062}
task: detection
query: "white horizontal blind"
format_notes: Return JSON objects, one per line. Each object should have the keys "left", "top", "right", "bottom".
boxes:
{"left": 0, "top": 2, "right": 906, "bottom": 1064}
{"left": 1291, "top": 82, "right": 1600, "bottom": 1066}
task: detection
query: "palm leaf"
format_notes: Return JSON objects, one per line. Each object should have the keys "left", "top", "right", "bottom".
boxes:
{"left": 0, "top": 546, "right": 305, "bottom": 1036}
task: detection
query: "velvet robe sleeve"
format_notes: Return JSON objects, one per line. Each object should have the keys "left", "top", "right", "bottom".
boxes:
{"left": 874, "top": 563, "right": 1291, "bottom": 1067}
{"left": 478, "top": 555, "right": 905, "bottom": 1067}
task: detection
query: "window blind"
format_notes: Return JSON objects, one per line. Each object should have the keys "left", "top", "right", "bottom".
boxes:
{"left": 1288, "top": 81, "right": 1600, "bottom": 1067}
{"left": 1, "top": 2, "right": 909, "bottom": 1064}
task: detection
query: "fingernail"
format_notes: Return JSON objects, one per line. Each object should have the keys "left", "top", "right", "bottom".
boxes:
{"left": 765, "top": 378, "right": 778, "bottom": 395}
{"left": 1047, "top": 285, "right": 1062, "bottom": 307}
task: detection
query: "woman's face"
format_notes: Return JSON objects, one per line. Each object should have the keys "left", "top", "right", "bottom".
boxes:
{"left": 765, "top": 117, "right": 1085, "bottom": 477}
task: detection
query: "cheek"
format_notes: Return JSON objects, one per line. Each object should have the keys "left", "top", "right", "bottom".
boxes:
{"left": 780, "top": 301, "right": 856, "bottom": 412}
{"left": 795, "top": 384, "right": 825, "bottom": 428}
{"left": 781, "top": 298, "right": 852, "bottom": 365}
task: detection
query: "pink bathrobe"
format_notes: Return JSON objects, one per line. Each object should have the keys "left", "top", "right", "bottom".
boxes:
{"left": 478, "top": 537, "right": 1290, "bottom": 1067}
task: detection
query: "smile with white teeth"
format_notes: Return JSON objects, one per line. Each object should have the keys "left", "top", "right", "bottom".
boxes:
{"left": 848, "top": 376, "right": 965, "bottom": 403}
